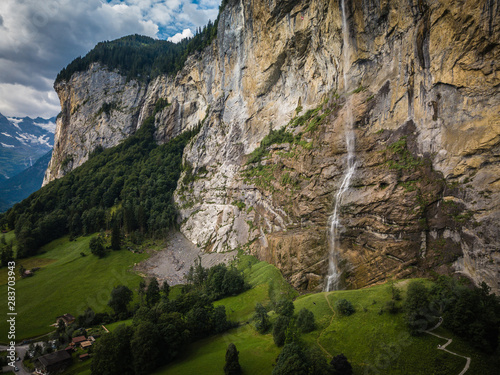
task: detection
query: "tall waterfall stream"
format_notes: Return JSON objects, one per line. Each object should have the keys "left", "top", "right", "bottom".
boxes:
{"left": 325, "top": 0, "right": 357, "bottom": 292}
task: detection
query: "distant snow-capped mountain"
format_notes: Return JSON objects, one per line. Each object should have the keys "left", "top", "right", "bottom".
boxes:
{"left": 0, "top": 112, "right": 56, "bottom": 179}
{"left": 0, "top": 151, "right": 52, "bottom": 212}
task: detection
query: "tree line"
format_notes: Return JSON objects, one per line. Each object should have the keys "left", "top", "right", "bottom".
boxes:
{"left": 90, "top": 261, "right": 246, "bottom": 375}
{"left": 404, "top": 277, "right": 500, "bottom": 353}
{"left": 56, "top": 15, "right": 219, "bottom": 84}
{"left": 0, "top": 116, "right": 200, "bottom": 259}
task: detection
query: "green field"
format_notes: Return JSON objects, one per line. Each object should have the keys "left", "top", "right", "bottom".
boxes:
{"left": 153, "top": 324, "right": 279, "bottom": 375}
{"left": 0, "top": 234, "right": 147, "bottom": 342}
{"left": 157, "top": 269, "right": 498, "bottom": 375}
{"left": 2, "top": 234, "right": 497, "bottom": 374}
{"left": 104, "top": 319, "right": 133, "bottom": 333}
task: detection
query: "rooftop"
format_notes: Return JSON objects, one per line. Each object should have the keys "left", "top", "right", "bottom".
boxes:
{"left": 38, "top": 350, "right": 71, "bottom": 367}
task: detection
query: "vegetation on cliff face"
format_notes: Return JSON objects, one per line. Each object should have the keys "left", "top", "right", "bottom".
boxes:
{"left": 56, "top": 17, "right": 219, "bottom": 83}
{"left": 0, "top": 118, "right": 200, "bottom": 259}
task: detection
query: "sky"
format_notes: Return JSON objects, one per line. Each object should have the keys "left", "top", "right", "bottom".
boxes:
{"left": 0, "top": 0, "right": 221, "bottom": 118}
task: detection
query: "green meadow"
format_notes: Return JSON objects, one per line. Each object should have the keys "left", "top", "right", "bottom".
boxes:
{"left": 157, "top": 263, "right": 498, "bottom": 375}
{"left": 0, "top": 233, "right": 497, "bottom": 375}
{"left": 0, "top": 234, "right": 147, "bottom": 342}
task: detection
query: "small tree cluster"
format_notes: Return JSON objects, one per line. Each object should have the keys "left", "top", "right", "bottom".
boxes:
{"left": 185, "top": 259, "right": 246, "bottom": 301}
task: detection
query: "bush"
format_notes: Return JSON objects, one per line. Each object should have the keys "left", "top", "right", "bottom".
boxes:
{"left": 296, "top": 308, "right": 315, "bottom": 333}
{"left": 335, "top": 299, "right": 355, "bottom": 316}
{"left": 89, "top": 236, "right": 106, "bottom": 258}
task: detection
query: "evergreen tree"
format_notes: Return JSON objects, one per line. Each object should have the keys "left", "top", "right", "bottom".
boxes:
{"left": 330, "top": 354, "right": 353, "bottom": 375}
{"left": 224, "top": 343, "right": 242, "bottom": 375}
{"left": 146, "top": 278, "right": 161, "bottom": 307}
{"left": 253, "top": 303, "right": 270, "bottom": 334}
{"left": 404, "top": 281, "right": 431, "bottom": 335}
{"left": 108, "top": 285, "right": 133, "bottom": 316}
{"left": 91, "top": 325, "right": 134, "bottom": 375}
{"left": 131, "top": 322, "right": 162, "bottom": 375}
{"left": 89, "top": 236, "right": 106, "bottom": 258}
{"left": 272, "top": 342, "right": 309, "bottom": 375}
{"left": 275, "top": 299, "right": 294, "bottom": 317}
{"left": 138, "top": 280, "right": 146, "bottom": 304}
{"left": 0, "top": 243, "right": 14, "bottom": 267}
{"left": 161, "top": 280, "right": 170, "bottom": 298}
{"left": 111, "top": 220, "right": 121, "bottom": 250}
{"left": 296, "top": 308, "right": 315, "bottom": 333}
{"left": 273, "top": 315, "right": 290, "bottom": 347}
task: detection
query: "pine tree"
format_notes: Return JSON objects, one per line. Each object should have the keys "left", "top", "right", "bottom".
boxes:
{"left": 111, "top": 220, "right": 121, "bottom": 250}
{"left": 146, "top": 278, "right": 160, "bottom": 307}
{"left": 223, "top": 343, "right": 241, "bottom": 375}
{"left": 330, "top": 354, "right": 353, "bottom": 375}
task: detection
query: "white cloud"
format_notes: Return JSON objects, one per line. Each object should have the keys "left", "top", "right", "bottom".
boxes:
{"left": 167, "top": 28, "right": 194, "bottom": 43}
{"left": 0, "top": 0, "right": 221, "bottom": 118}
{"left": 0, "top": 83, "right": 61, "bottom": 118}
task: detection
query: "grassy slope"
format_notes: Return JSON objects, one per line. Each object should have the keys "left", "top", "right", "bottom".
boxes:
{"left": 157, "top": 262, "right": 497, "bottom": 375}
{"left": 0, "top": 234, "right": 147, "bottom": 341}
{"left": 154, "top": 255, "right": 296, "bottom": 375}
{"left": 104, "top": 319, "right": 133, "bottom": 333}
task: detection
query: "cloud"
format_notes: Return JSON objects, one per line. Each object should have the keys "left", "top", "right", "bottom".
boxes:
{"left": 0, "top": 0, "right": 221, "bottom": 118}
{"left": 0, "top": 83, "right": 60, "bottom": 118}
{"left": 167, "top": 28, "right": 194, "bottom": 43}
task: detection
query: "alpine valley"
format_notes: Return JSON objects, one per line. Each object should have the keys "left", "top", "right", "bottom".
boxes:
{"left": 41, "top": 0, "right": 499, "bottom": 293}
{"left": 1, "top": 1, "right": 500, "bottom": 374}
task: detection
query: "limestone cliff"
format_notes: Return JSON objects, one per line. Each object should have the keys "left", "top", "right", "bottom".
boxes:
{"left": 46, "top": 0, "right": 500, "bottom": 293}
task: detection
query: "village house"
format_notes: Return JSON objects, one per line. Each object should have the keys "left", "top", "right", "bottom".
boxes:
{"left": 80, "top": 341, "right": 92, "bottom": 349}
{"left": 71, "top": 335, "right": 87, "bottom": 347}
{"left": 56, "top": 313, "right": 75, "bottom": 326}
{"left": 35, "top": 350, "right": 72, "bottom": 374}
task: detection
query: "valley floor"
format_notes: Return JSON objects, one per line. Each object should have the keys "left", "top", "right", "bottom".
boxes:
{"left": 1, "top": 234, "right": 498, "bottom": 375}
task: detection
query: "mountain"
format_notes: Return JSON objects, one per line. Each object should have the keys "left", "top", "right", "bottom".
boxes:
{"left": 0, "top": 151, "right": 52, "bottom": 212}
{"left": 30, "top": 0, "right": 500, "bottom": 293}
{"left": 0, "top": 113, "right": 55, "bottom": 179}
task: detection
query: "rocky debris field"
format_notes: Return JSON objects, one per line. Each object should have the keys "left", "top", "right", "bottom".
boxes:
{"left": 133, "top": 231, "right": 238, "bottom": 285}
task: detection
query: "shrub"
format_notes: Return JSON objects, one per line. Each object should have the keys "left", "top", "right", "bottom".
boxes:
{"left": 89, "top": 236, "right": 106, "bottom": 258}
{"left": 335, "top": 299, "right": 355, "bottom": 316}
{"left": 296, "top": 308, "right": 315, "bottom": 333}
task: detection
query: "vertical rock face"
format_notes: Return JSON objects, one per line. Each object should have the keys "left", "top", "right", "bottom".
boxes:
{"left": 46, "top": 0, "right": 500, "bottom": 293}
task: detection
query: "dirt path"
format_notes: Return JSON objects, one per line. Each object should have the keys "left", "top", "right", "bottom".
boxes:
{"left": 316, "top": 292, "right": 335, "bottom": 358}
{"left": 133, "top": 231, "right": 237, "bottom": 285}
{"left": 425, "top": 317, "right": 471, "bottom": 375}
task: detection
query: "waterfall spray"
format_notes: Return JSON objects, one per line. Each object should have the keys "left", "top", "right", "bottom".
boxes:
{"left": 325, "top": 0, "right": 357, "bottom": 292}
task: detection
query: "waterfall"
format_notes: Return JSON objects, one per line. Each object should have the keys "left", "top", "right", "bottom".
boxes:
{"left": 325, "top": 0, "right": 357, "bottom": 292}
